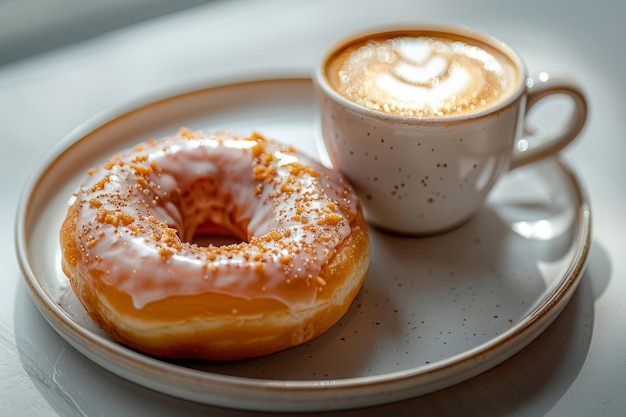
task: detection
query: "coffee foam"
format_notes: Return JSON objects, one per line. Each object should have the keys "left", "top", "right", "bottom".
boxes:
{"left": 327, "top": 35, "right": 519, "bottom": 117}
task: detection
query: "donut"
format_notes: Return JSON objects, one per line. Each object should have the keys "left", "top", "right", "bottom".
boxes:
{"left": 60, "top": 128, "right": 370, "bottom": 361}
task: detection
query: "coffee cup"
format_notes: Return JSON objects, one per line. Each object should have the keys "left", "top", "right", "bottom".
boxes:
{"left": 314, "top": 25, "right": 587, "bottom": 235}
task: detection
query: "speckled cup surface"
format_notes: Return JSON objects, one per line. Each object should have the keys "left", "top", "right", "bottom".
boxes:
{"left": 315, "top": 26, "right": 587, "bottom": 235}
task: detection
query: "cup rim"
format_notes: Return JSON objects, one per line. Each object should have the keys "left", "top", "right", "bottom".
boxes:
{"left": 315, "top": 24, "right": 528, "bottom": 125}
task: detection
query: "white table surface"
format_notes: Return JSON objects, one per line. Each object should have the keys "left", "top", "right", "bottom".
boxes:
{"left": 2, "top": 0, "right": 625, "bottom": 415}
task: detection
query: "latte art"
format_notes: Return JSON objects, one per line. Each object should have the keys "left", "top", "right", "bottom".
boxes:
{"left": 328, "top": 36, "right": 518, "bottom": 117}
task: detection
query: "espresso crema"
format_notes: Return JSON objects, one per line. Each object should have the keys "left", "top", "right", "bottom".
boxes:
{"left": 326, "top": 34, "right": 519, "bottom": 117}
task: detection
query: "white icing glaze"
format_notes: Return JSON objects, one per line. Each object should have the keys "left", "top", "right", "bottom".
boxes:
{"left": 68, "top": 129, "right": 358, "bottom": 309}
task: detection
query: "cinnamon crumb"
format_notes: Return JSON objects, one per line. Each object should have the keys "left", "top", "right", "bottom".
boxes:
{"left": 90, "top": 176, "right": 110, "bottom": 192}
{"left": 290, "top": 162, "right": 320, "bottom": 177}
{"left": 136, "top": 177, "right": 150, "bottom": 189}
{"left": 104, "top": 155, "right": 124, "bottom": 170}
{"left": 95, "top": 208, "right": 135, "bottom": 226}
{"left": 253, "top": 165, "right": 275, "bottom": 181}
{"left": 131, "top": 164, "right": 152, "bottom": 175}
{"left": 117, "top": 211, "right": 135, "bottom": 226}
{"left": 159, "top": 247, "right": 175, "bottom": 259}
{"left": 132, "top": 154, "right": 148, "bottom": 163}
{"left": 251, "top": 143, "right": 264, "bottom": 158}
{"left": 249, "top": 131, "right": 266, "bottom": 141}
{"left": 267, "top": 230, "right": 282, "bottom": 241}
{"left": 316, "top": 213, "right": 342, "bottom": 226}
{"left": 179, "top": 127, "right": 192, "bottom": 138}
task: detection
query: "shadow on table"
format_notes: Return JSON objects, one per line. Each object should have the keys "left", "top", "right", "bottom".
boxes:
{"left": 13, "top": 237, "right": 609, "bottom": 417}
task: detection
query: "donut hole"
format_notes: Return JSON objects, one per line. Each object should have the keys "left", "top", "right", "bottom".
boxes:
{"left": 191, "top": 234, "right": 241, "bottom": 247}
{"left": 174, "top": 178, "right": 251, "bottom": 248}
{"left": 190, "top": 219, "right": 249, "bottom": 247}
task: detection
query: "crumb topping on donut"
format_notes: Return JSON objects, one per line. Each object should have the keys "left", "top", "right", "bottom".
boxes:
{"left": 67, "top": 129, "right": 359, "bottom": 309}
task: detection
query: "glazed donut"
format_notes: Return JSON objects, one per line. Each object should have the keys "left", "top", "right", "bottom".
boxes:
{"left": 60, "top": 128, "right": 370, "bottom": 361}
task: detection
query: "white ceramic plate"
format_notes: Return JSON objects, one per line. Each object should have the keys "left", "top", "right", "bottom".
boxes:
{"left": 15, "top": 76, "right": 591, "bottom": 412}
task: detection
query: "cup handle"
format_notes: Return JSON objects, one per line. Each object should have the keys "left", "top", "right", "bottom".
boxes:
{"left": 509, "top": 71, "right": 588, "bottom": 170}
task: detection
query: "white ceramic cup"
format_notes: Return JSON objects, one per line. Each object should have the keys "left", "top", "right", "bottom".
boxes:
{"left": 315, "top": 26, "right": 587, "bottom": 235}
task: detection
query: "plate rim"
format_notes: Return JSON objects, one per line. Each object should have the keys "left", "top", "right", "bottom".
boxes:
{"left": 14, "top": 75, "right": 592, "bottom": 412}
